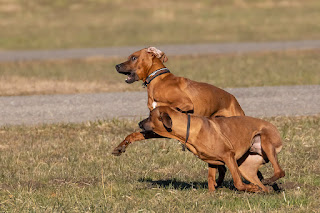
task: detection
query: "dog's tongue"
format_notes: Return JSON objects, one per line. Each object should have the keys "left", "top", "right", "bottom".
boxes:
{"left": 125, "top": 75, "right": 133, "bottom": 83}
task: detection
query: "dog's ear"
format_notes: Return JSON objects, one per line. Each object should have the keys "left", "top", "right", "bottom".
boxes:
{"left": 159, "top": 112, "right": 172, "bottom": 130}
{"left": 159, "top": 53, "right": 168, "bottom": 63}
{"left": 147, "top": 47, "right": 168, "bottom": 63}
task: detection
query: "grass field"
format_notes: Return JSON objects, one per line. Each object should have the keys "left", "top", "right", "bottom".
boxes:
{"left": 1, "top": 0, "right": 320, "bottom": 50}
{"left": 1, "top": 50, "right": 319, "bottom": 96}
{"left": 0, "top": 115, "right": 319, "bottom": 211}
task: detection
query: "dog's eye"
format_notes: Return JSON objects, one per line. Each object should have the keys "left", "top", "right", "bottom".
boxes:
{"left": 131, "top": 56, "right": 137, "bottom": 61}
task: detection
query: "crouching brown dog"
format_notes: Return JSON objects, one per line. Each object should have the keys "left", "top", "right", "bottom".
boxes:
{"left": 113, "top": 46, "right": 244, "bottom": 156}
{"left": 139, "top": 106, "right": 285, "bottom": 192}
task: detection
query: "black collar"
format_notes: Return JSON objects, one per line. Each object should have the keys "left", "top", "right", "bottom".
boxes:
{"left": 142, "top": 68, "right": 170, "bottom": 87}
{"left": 185, "top": 114, "right": 191, "bottom": 143}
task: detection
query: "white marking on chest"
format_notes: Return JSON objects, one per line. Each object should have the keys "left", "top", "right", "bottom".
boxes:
{"left": 152, "top": 101, "right": 157, "bottom": 109}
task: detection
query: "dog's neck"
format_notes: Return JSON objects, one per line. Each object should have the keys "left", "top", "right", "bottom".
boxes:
{"left": 147, "top": 61, "right": 166, "bottom": 76}
{"left": 171, "top": 113, "right": 204, "bottom": 145}
{"left": 142, "top": 60, "right": 170, "bottom": 86}
{"left": 143, "top": 67, "right": 170, "bottom": 88}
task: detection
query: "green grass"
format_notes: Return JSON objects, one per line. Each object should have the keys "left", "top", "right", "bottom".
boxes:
{"left": 0, "top": 0, "right": 320, "bottom": 50}
{"left": 0, "top": 116, "right": 319, "bottom": 211}
{"left": 1, "top": 50, "right": 319, "bottom": 96}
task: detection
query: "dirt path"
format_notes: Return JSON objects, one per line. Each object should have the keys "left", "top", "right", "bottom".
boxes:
{"left": 0, "top": 85, "right": 319, "bottom": 126}
{"left": 1, "top": 40, "right": 320, "bottom": 62}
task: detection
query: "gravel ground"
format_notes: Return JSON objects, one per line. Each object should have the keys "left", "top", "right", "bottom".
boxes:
{"left": 0, "top": 85, "right": 319, "bottom": 126}
{"left": 1, "top": 40, "right": 320, "bottom": 62}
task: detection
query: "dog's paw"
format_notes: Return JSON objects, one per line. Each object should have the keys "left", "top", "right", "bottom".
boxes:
{"left": 246, "top": 184, "right": 263, "bottom": 193}
{"left": 111, "top": 146, "right": 126, "bottom": 156}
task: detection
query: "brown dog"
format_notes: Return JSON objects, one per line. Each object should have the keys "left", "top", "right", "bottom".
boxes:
{"left": 113, "top": 47, "right": 245, "bottom": 188}
{"left": 139, "top": 106, "right": 285, "bottom": 192}
{"left": 113, "top": 47, "right": 244, "bottom": 154}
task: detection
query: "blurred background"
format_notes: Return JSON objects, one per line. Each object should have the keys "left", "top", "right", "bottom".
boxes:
{"left": 0, "top": 0, "right": 319, "bottom": 95}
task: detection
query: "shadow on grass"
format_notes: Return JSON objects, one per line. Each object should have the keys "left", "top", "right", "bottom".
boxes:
{"left": 138, "top": 178, "right": 282, "bottom": 192}
{"left": 138, "top": 178, "right": 236, "bottom": 191}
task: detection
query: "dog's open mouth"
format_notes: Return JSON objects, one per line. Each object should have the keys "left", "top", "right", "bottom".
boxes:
{"left": 116, "top": 66, "right": 138, "bottom": 84}
{"left": 120, "top": 72, "right": 137, "bottom": 84}
{"left": 125, "top": 73, "right": 135, "bottom": 83}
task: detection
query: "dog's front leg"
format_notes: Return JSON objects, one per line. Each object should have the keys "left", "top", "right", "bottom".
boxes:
{"left": 208, "top": 164, "right": 226, "bottom": 192}
{"left": 208, "top": 165, "right": 217, "bottom": 192}
{"left": 112, "top": 131, "right": 165, "bottom": 156}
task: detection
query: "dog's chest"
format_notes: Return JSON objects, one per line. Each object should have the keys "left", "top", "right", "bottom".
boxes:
{"left": 148, "top": 88, "right": 171, "bottom": 110}
{"left": 152, "top": 101, "right": 157, "bottom": 109}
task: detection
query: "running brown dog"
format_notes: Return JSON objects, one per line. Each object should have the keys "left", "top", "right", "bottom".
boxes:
{"left": 139, "top": 106, "right": 285, "bottom": 192}
{"left": 113, "top": 47, "right": 245, "bottom": 187}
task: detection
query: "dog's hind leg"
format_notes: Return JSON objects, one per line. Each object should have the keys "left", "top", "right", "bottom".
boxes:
{"left": 224, "top": 152, "right": 261, "bottom": 192}
{"left": 112, "top": 131, "right": 165, "bottom": 156}
{"left": 238, "top": 154, "right": 269, "bottom": 192}
{"left": 216, "top": 165, "right": 227, "bottom": 187}
{"left": 260, "top": 128, "right": 285, "bottom": 184}
{"left": 257, "top": 170, "right": 264, "bottom": 180}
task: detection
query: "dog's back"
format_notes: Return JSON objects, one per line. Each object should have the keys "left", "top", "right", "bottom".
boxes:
{"left": 165, "top": 75, "right": 245, "bottom": 117}
{"left": 212, "top": 116, "right": 283, "bottom": 153}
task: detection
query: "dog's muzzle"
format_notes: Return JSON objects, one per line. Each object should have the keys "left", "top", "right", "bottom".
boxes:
{"left": 115, "top": 64, "right": 121, "bottom": 71}
{"left": 115, "top": 63, "right": 137, "bottom": 84}
{"left": 138, "top": 120, "right": 144, "bottom": 130}
{"left": 139, "top": 118, "right": 152, "bottom": 131}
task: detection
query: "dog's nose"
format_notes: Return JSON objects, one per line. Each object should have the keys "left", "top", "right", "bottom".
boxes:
{"left": 115, "top": 64, "right": 121, "bottom": 71}
{"left": 138, "top": 120, "right": 144, "bottom": 130}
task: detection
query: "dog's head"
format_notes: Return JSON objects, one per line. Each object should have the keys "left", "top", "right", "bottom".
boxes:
{"left": 139, "top": 106, "right": 174, "bottom": 135}
{"left": 115, "top": 47, "right": 168, "bottom": 84}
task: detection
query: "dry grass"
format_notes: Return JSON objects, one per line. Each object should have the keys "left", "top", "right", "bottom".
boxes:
{"left": 0, "top": 0, "right": 320, "bottom": 50}
{"left": 0, "top": 76, "right": 130, "bottom": 96}
{"left": 0, "top": 50, "right": 319, "bottom": 96}
{"left": 0, "top": 115, "right": 319, "bottom": 211}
